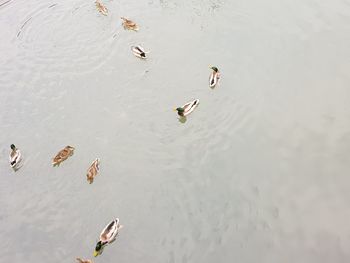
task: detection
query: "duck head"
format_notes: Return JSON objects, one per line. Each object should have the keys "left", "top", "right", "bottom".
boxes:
{"left": 93, "top": 241, "right": 106, "bottom": 257}
{"left": 10, "top": 144, "right": 16, "bottom": 150}
{"left": 210, "top": 66, "right": 219, "bottom": 72}
{"left": 87, "top": 174, "right": 94, "bottom": 184}
{"left": 174, "top": 107, "right": 185, "bottom": 116}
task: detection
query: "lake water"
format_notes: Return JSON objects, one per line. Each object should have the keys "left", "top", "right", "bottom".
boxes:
{"left": 1, "top": 0, "right": 350, "bottom": 262}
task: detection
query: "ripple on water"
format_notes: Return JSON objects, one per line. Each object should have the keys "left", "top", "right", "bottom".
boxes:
{"left": 14, "top": 0, "right": 119, "bottom": 77}
{"left": 0, "top": 0, "right": 12, "bottom": 8}
{"left": 189, "top": 98, "right": 255, "bottom": 167}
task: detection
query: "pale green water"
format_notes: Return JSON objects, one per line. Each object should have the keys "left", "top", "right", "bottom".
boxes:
{"left": 1, "top": 0, "right": 350, "bottom": 262}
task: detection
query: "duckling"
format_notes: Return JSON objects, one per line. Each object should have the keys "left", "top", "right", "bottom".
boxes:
{"left": 93, "top": 218, "right": 123, "bottom": 257}
{"left": 52, "top": 146, "right": 75, "bottom": 166}
{"left": 131, "top": 45, "right": 148, "bottom": 59}
{"left": 174, "top": 99, "right": 200, "bottom": 117}
{"left": 209, "top": 66, "right": 220, "bottom": 88}
{"left": 121, "top": 17, "right": 139, "bottom": 31}
{"left": 9, "top": 144, "right": 22, "bottom": 169}
{"left": 76, "top": 258, "right": 93, "bottom": 263}
{"left": 95, "top": 0, "right": 108, "bottom": 16}
{"left": 87, "top": 158, "right": 100, "bottom": 184}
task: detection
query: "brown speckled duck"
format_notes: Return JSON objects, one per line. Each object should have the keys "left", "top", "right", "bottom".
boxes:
{"left": 121, "top": 17, "right": 139, "bottom": 31}
{"left": 52, "top": 146, "right": 75, "bottom": 166}
{"left": 87, "top": 158, "right": 100, "bottom": 184}
{"left": 95, "top": 0, "right": 108, "bottom": 16}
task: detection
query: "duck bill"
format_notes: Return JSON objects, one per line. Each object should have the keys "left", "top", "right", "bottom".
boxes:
{"left": 93, "top": 251, "right": 99, "bottom": 257}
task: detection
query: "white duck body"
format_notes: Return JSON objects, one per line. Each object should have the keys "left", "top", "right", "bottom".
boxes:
{"left": 209, "top": 70, "right": 220, "bottom": 88}
{"left": 94, "top": 218, "right": 122, "bottom": 257}
{"left": 100, "top": 218, "right": 121, "bottom": 243}
{"left": 131, "top": 45, "right": 148, "bottom": 59}
{"left": 181, "top": 99, "right": 200, "bottom": 117}
{"left": 9, "top": 148, "right": 22, "bottom": 169}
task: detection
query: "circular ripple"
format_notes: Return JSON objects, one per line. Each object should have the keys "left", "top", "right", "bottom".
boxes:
{"left": 14, "top": 0, "right": 119, "bottom": 76}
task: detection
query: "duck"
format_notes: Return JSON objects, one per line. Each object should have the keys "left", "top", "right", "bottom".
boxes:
{"left": 76, "top": 258, "right": 93, "bottom": 263}
{"left": 94, "top": 218, "right": 123, "bottom": 257}
{"left": 95, "top": 0, "right": 108, "bottom": 16}
{"left": 174, "top": 99, "right": 200, "bottom": 117}
{"left": 121, "top": 17, "right": 139, "bottom": 31}
{"left": 9, "top": 144, "right": 22, "bottom": 169}
{"left": 87, "top": 158, "right": 100, "bottom": 184}
{"left": 209, "top": 66, "right": 220, "bottom": 88}
{"left": 131, "top": 45, "right": 148, "bottom": 59}
{"left": 52, "top": 146, "right": 75, "bottom": 166}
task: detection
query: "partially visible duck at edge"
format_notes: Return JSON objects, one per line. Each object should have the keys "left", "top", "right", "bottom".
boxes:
{"left": 95, "top": 0, "right": 108, "bottom": 16}
{"left": 76, "top": 258, "right": 93, "bottom": 263}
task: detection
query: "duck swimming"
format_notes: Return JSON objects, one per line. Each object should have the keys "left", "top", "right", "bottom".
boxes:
{"left": 87, "top": 158, "right": 100, "bottom": 184}
{"left": 174, "top": 99, "right": 200, "bottom": 117}
{"left": 121, "top": 17, "right": 139, "bottom": 31}
{"left": 95, "top": 0, "right": 108, "bottom": 16}
{"left": 76, "top": 258, "right": 93, "bottom": 263}
{"left": 9, "top": 144, "right": 22, "bottom": 169}
{"left": 52, "top": 146, "right": 75, "bottom": 166}
{"left": 209, "top": 66, "right": 220, "bottom": 88}
{"left": 94, "top": 218, "right": 123, "bottom": 257}
{"left": 131, "top": 45, "right": 148, "bottom": 59}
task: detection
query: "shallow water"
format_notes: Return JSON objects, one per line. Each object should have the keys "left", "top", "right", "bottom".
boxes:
{"left": 1, "top": 0, "right": 350, "bottom": 262}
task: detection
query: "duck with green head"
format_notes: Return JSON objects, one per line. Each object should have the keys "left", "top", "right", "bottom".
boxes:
{"left": 174, "top": 99, "right": 199, "bottom": 118}
{"left": 209, "top": 66, "right": 220, "bottom": 88}
{"left": 175, "top": 107, "right": 185, "bottom": 117}
{"left": 9, "top": 144, "right": 22, "bottom": 168}
{"left": 93, "top": 240, "right": 107, "bottom": 257}
{"left": 93, "top": 218, "right": 122, "bottom": 257}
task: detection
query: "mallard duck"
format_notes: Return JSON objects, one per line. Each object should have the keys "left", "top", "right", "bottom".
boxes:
{"left": 121, "top": 17, "right": 139, "bottom": 31}
{"left": 95, "top": 0, "right": 108, "bottom": 16}
{"left": 87, "top": 158, "right": 100, "bottom": 184}
{"left": 94, "top": 218, "right": 123, "bottom": 257}
{"left": 76, "top": 258, "right": 93, "bottom": 263}
{"left": 131, "top": 45, "right": 148, "bottom": 59}
{"left": 174, "top": 99, "right": 200, "bottom": 117}
{"left": 209, "top": 66, "right": 220, "bottom": 88}
{"left": 52, "top": 146, "right": 75, "bottom": 166}
{"left": 9, "top": 144, "right": 22, "bottom": 169}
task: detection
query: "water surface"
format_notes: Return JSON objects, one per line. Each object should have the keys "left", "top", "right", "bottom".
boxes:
{"left": 1, "top": 0, "right": 350, "bottom": 262}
